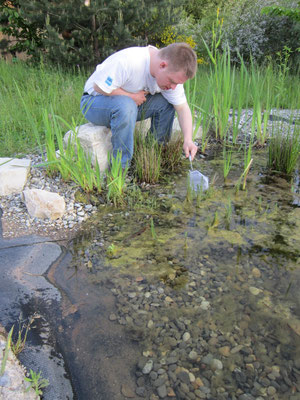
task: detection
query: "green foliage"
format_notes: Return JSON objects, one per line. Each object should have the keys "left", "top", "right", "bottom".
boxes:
{"left": 133, "top": 131, "right": 162, "bottom": 184}
{"left": 184, "top": 0, "right": 227, "bottom": 22}
{"left": 268, "top": 122, "right": 300, "bottom": 175}
{"left": 262, "top": 1, "right": 300, "bottom": 22}
{"left": 0, "top": 327, "right": 13, "bottom": 376}
{"left": 106, "top": 151, "right": 128, "bottom": 206}
{"left": 0, "top": 0, "right": 185, "bottom": 69}
{"left": 0, "top": 60, "right": 84, "bottom": 156}
{"left": 24, "top": 369, "right": 49, "bottom": 396}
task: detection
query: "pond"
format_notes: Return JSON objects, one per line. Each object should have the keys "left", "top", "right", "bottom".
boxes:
{"left": 48, "top": 147, "right": 300, "bottom": 400}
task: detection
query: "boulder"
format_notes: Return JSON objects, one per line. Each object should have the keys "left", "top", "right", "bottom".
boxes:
{"left": 23, "top": 189, "right": 65, "bottom": 220}
{"left": 0, "top": 158, "right": 31, "bottom": 196}
{"left": 64, "top": 123, "right": 112, "bottom": 172}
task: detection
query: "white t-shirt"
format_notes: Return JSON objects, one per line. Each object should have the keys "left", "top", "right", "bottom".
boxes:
{"left": 83, "top": 46, "right": 187, "bottom": 106}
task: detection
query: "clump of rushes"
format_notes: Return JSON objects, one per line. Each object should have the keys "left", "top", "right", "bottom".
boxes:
{"left": 160, "top": 137, "right": 183, "bottom": 172}
{"left": 106, "top": 151, "right": 128, "bottom": 206}
{"left": 268, "top": 120, "right": 300, "bottom": 175}
{"left": 133, "top": 131, "right": 162, "bottom": 183}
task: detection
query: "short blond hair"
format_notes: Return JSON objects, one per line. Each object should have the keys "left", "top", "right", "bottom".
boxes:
{"left": 159, "top": 43, "right": 197, "bottom": 79}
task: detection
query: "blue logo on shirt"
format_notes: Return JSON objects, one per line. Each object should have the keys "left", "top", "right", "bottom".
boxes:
{"left": 105, "top": 76, "right": 113, "bottom": 86}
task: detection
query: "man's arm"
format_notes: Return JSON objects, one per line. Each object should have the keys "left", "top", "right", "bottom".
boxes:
{"left": 93, "top": 83, "right": 147, "bottom": 106}
{"left": 174, "top": 102, "right": 198, "bottom": 160}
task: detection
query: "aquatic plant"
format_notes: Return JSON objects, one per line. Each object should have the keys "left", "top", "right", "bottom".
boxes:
{"left": 268, "top": 119, "right": 300, "bottom": 175}
{"left": 184, "top": 231, "right": 189, "bottom": 250}
{"left": 106, "top": 243, "right": 117, "bottom": 258}
{"left": 150, "top": 217, "right": 157, "bottom": 241}
{"left": 230, "top": 58, "right": 250, "bottom": 144}
{"left": 223, "top": 142, "right": 233, "bottom": 181}
{"left": 208, "top": 210, "right": 219, "bottom": 230}
{"left": 160, "top": 137, "right": 183, "bottom": 172}
{"left": 106, "top": 151, "right": 128, "bottom": 206}
{"left": 11, "top": 314, "right": 36, "bottom": 356}
{"left": 133, "top": 130, "right": 162, "bottom": 184}
{"left": 0, "top": 326, "right": 13, "bottom": 376}
{"left": 250, "top": 62, "right": 272, "bottom": 146}
{"left": 25, "top": 369, "right": 49, "bottom": 396}
{"left": 224, "top": 198, "right": 233, "bottom": 229}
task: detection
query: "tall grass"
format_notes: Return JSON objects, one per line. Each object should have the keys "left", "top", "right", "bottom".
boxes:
{"left": 0, "top": 60, "right": 85, "bottom": 156}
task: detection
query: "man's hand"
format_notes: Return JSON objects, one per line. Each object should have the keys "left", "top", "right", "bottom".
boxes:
{"left": 131, "top": 90, "right": 148, "bottom": 106}
{"left": 183, "top": 140, "right": 198, "bottom": 160}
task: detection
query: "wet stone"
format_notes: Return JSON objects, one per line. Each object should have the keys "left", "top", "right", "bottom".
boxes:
{"left": 150, "top": 371, "right": 158, "bottom": 380}
{"left": 166, "top": 356, "right": 178, "bottom": 365}
{"left": 177, "top": 371, "right": 190, "bottom": 384}
{"left": 157, "top": 384, "right": 167, "bottom": 398}
{"left": 136, "top": 386, "right": 146, "bottom": 397}
{"left": 142, "top": 359, "right": 154, "bottom": 374}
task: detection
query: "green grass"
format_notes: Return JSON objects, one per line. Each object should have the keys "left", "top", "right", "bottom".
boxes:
{"left": 0, "top": 60, "right": 85, "bottom": 156}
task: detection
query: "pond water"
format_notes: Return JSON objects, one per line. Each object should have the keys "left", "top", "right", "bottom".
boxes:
{"left": 50, "top": 148, "right": 300, "bottom": 400}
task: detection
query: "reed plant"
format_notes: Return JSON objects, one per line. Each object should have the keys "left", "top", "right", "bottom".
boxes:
{"left": 106, "top": 151, "right": 128, "bottom": 206}
{"left": 268, "top": 120, "right": 300, "bottom": 175}
{"left": 202, "top": 11, "right": 235, "bottom": 141}
{"left": 207, "top": 47, "right": 235, "bottom": 141}
{"left": 133, "top": 131, "right": 162, "bottom": 184}
{"left": 223, "top": 142, "right": 234, "bottom": 181}
{"left": 184, "top": 75, "right": 212, "bottom": 146}
{"left": 230, "top": 58, "right": 250, "bottom": 144}
{"left": 249, "top": 62, "right": 272, "bottom": 146}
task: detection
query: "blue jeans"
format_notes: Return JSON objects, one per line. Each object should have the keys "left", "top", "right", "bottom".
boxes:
{"left": 80, "top": 93, "right": 175, "bottom": 168}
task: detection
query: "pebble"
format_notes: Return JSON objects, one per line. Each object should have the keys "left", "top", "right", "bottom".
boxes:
{"left": 142, "top": 360, "right": 153, "bottom": 374}
{"left": 249, "top": 287, "right": 262, "bottom": 296}
{"left": 210, "top": 359, "right": 223, "bottom": 371}
{"left": 183, "top": 332, "right": 191, "bottom": 341}
{"left": 157, "top": 384, "right": 167, "bottom": 398}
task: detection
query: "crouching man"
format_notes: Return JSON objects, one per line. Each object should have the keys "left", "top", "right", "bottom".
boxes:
{"left": 81, "top": 42, "right": 198, "bottom": 168}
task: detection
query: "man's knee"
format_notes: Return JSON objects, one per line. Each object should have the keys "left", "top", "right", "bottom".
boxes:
{"left": 112, "top": 96, "right": 138, "bottom": 122}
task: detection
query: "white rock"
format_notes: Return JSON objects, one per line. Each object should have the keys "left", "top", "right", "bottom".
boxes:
{"left": 200, "top": 300, "right": 210, "bottom": 310}
{"left": 23, "top": 189, "right": 65, "bottom": 220}
{"left": 64, "top": 123, "right": 113, "bottom": 172}
{"left": 0, "top": 158, "right": 31, "bottom": 196}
